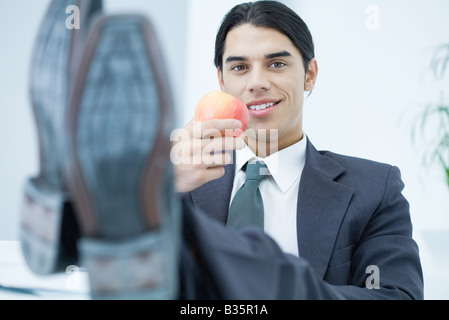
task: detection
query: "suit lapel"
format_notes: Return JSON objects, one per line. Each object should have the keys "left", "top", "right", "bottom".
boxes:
{"left": 190, "top": 163, "right": 235, "bottom": 224}
{"left": 297, "top": 140, "right": 354, "bottom": 278}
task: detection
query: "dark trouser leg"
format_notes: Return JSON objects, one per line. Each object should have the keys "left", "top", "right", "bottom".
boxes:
{"left": 179, "top": 196, "right": 343, "bottom": 300}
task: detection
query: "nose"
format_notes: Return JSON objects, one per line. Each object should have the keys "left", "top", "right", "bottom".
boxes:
{"left": 246, "top": 66, "right": 271, "bottom": 93}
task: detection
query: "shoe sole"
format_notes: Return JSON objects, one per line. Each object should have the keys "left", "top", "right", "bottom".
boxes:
{"left": 29, "top": 0, "right": 75, "bottom": 187}
{"left": 21, "top": 0, "right": 102, "bottom": 275}
{"left": 64, "top": 14, "right": 178, "bottom": 299}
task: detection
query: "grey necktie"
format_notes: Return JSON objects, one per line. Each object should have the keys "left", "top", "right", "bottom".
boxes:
{"left": 226, "top": 161, "right": 268, "bottom": 230}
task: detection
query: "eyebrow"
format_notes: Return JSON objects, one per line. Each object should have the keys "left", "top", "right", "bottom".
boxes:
{"left": 265, "top": 51, "right": 292, "bottom": 59}
{"left": 225, "top": 51, "right": 292, "bottom": 64}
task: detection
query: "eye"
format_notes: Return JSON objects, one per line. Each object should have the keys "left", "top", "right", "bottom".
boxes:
{"left": 231, "top": 64, "right": 248, "bottom": 72}
{"left": 269, "top": 61, "right": 286, "bottom": 68}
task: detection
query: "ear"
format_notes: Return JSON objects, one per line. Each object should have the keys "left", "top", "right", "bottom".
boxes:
{"left": 217, "top": 68, "right": 226, "bottom": 91}
{"left": 304, "top": 58, "right": 318, "bottom": 91}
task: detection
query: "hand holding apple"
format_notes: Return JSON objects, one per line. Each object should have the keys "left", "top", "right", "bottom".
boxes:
{"left": 172, "top": 91, "right": 247, "bottom": 192}
{"left": 194, "top": 91, "right": 249, "bottom": 137}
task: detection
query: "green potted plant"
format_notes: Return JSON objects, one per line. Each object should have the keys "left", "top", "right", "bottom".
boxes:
{"left": 414, "top": 44, "right": 449, "bottom": 187}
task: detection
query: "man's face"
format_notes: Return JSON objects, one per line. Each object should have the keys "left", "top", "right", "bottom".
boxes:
{"left": 218, "top": 23, "right": 317, "bottom": 151}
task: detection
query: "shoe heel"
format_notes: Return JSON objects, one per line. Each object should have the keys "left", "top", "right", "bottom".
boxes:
{"left": 20, "top": 178, "right": 80, "bottom": 275}
{"left": 80, "top": 231, "right": 178, "bottom": 300}
{"left": 80, "top": 168, "right": 181, "bottom": 300}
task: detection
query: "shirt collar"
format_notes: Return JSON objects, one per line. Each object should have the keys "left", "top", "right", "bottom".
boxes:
{"left": 235, "top": 134, "right": 308, "bottom": 193}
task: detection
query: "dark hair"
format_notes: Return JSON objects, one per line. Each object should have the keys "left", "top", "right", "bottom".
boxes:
{"left": 214, "top": 1, "right": 314, "bottom": 73}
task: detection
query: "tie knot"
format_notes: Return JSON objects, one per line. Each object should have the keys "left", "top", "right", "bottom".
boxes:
{"left": 245, "top": 162, "right": 268, "bottom": 183}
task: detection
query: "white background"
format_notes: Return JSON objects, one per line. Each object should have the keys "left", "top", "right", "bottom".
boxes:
{"left": 1, "top": 0, "right": 448, "bottom": 299}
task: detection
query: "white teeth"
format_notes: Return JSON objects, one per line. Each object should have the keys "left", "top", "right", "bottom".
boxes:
{"left": 248, "top": 102, "right": 275, "bottom": 110}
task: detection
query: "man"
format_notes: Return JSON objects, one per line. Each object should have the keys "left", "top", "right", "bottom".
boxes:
{"left": 173, "top": 1, "right": 423, "bottom": 299}
{"left": 22, "top": 0, "right": 423, "bottom": 300}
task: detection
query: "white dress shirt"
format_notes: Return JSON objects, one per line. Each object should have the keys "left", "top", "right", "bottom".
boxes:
{"left": 230, "top": 135, "right": 307, "bottom": 257}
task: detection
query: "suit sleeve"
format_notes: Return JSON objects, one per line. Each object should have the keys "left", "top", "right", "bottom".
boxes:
{"left": 334, "top": 165, "right": 423, "bottom": 299}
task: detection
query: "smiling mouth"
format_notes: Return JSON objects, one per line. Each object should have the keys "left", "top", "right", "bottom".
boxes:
{"left": 247, "top": 101, "right": 281, "bottom": 111}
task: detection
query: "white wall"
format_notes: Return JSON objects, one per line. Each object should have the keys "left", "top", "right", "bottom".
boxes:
{"left": 1, "top": 0, "right": 448, "bottom": 299}
{"left": 297, "top": 0, "right": 449, "bottom": 232}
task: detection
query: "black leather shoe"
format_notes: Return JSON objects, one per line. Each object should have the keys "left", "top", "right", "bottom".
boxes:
{"left": 64, "top": 14, "right": 180, "bottom": 299}
{"left": 20, "top": 0, "right": 103, "bottom": 275}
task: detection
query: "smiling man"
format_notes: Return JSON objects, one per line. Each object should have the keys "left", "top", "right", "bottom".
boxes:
{"left": 173, "top": 1, "right": 423, "bottom": 299}
{"left": 218, "top": 25, "right": 314, "bottom": 155}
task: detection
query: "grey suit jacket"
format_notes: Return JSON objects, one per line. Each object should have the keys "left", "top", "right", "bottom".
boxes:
{"left": 186, "top": 139, "right": 423, "bottom": 299}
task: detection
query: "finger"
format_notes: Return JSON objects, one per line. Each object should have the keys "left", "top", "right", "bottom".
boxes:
{"left": 191, "top": 119, "right": 242, "bottom": 139}
{"left": 190, "top": 151, "right": 227, "bottom": 167}
{"left": 201, "top": 150, "right": 234, "bottom": 167}
{"left": 200, "top": 136, "right": 245, "bottom": 152}
{"left": 181, "top": 118, "right": 195, "bottom": 131}
{"left": 189, "top": 148, "right": 234, "bottom": 168}
{"left": 174, "top": 164, "right": 225, "bottom": 193}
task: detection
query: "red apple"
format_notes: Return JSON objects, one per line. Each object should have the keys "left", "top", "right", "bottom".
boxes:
{"left": 194, "top": 91, "right": 248, "bottom": 137}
